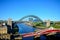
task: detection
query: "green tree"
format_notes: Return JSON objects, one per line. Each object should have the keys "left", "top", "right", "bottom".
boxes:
{"left": 13, "top": 25, "right": 19, "bottom": 34}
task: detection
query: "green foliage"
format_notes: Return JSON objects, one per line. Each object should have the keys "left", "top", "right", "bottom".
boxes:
{"left": 53, "top": 23, "right": 60, "bottom": 28}
{"left": 32, "top": 22, "right": 45, "bottom": 28}
{"left": 53, "top": 25, "right": 60, "bottom": 28}
{"left": 13, "top": 25, "right": 19, "bottom": 34}
{"left": 33, "top": 22, "right": 42, "bottom": 26}
{"left": 55, "top": 22, "right": 60, "bottom": 24}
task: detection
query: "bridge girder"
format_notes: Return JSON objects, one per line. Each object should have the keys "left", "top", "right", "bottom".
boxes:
{"left": 19, "top": 15, "right": 43, "bottom": 22}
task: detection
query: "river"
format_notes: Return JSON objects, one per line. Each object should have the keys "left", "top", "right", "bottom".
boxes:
{"left": 16, "top": 23, "right": 60, "bottom": 40}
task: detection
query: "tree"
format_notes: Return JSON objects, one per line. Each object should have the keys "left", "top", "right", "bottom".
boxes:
{"left": 13, "top": 25, "right": 19, "bottom": 34}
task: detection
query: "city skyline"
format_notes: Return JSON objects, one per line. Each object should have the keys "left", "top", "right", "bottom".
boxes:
{"left": 0, "top": 0, "right": 60, "bottom": 21}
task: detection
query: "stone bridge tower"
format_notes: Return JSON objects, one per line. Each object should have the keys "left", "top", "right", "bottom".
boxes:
{"left": 7, "top": 18, "right": 12, "bottom": 29}
{"left": 45, "top": 20, "right": 50, "bottom": 27}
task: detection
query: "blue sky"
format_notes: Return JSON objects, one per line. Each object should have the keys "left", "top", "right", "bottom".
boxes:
{"left": 0, "top": 0, "right": 60, "bottom": 21}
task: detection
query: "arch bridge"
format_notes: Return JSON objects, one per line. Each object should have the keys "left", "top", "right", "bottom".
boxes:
{"left": 19, "top": 15, "right": 43, "bottom": 23}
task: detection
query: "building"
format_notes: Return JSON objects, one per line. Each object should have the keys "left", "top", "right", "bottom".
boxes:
{"left": 0, "top": 34, "right": 10, "bottom": 40}
{"left": 0, "top": 27, "right": 7, "bottom": 34}
{"left": 0, "top": 23, "right": 7, "bottom": 34}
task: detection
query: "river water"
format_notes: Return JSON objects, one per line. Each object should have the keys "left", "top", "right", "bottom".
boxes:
{"left": 16, "top": 23, "right": 60, "bottom": 40}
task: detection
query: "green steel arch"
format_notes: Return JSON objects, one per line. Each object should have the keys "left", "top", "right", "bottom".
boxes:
{"left": 19, "top": 15, "right": 43, "bottom": 22}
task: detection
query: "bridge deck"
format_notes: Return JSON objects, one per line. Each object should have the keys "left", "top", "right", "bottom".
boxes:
{"left": 22, "top": 29, "right": 60, "bottom": 37}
